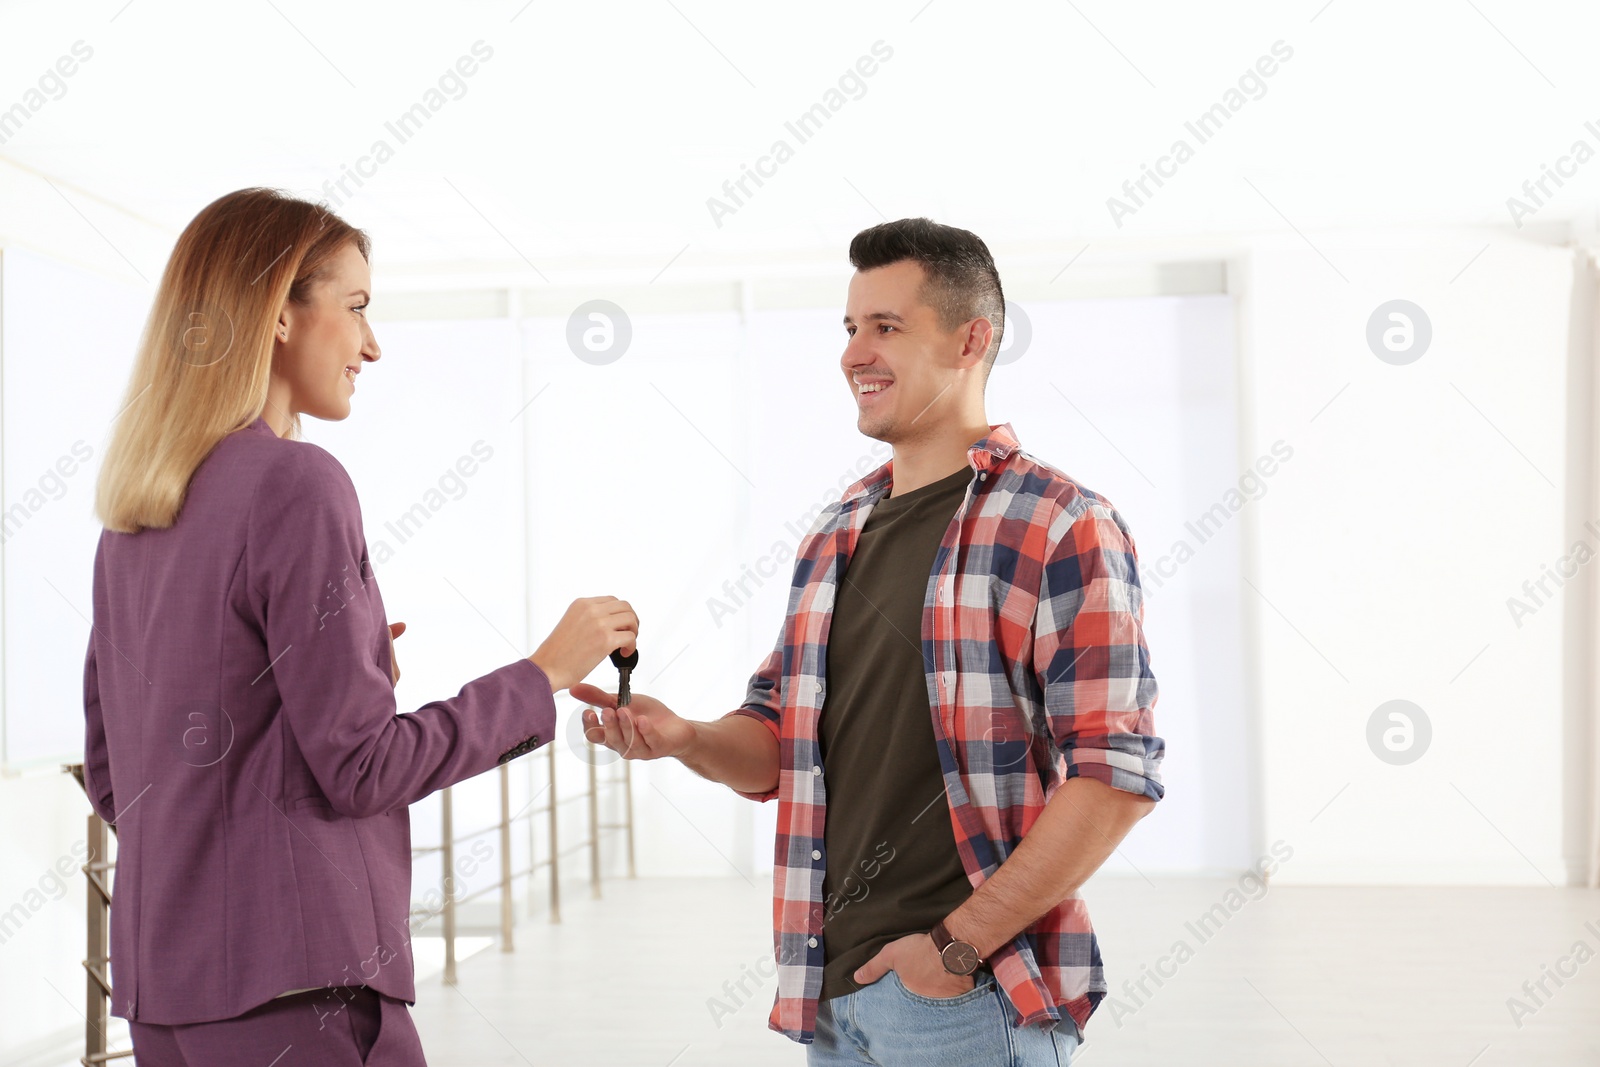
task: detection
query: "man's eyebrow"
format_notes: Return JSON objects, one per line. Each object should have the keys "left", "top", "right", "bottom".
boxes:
{"left": 841, "top": 310, "right": 908, "bottom": 325}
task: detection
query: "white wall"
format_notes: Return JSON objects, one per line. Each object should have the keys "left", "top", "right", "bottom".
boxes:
{"left": 1238, "top": 231, "right": 1585, "bottom": 885}
{"left": 1, "top": 247, "right": 143, "bottom": 769}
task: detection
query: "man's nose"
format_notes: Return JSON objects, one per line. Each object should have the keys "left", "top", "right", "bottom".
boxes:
{"left": 841, "top": 336, "right": 873, "bottom": 369}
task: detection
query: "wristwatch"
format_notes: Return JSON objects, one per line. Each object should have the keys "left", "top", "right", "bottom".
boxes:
{"left": 930, "top": 920, "right": 982, "bottom": 976}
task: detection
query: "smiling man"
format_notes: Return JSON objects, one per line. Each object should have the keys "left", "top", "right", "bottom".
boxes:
{"left": 577, "top": 218, "right": 1165, "bottom": 1065}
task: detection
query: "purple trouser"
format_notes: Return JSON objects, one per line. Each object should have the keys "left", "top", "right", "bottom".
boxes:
{"left": 128, "top": 986, "right": 426, "bottom": 1066}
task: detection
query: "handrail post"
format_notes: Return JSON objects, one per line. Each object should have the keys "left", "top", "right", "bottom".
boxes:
{"left": 527, "top": 756, "right": 538, "bottom": 919}
{"left": 498, "top": 763, "right": 513, "bottom": 952}
{"left": 623, "top": 759, "right": 636, "bottom": 879}
{"left": 441, "top": 786, "right": 457, "bottom": 985}
{"left": 588, "top": 752, "right": 601, "bottom": 899}
{"left": 547, "top": 743, "right": 560, "bottom": 923}
{"left": 84, "top": 811, "right": 109, "bottom": 1066}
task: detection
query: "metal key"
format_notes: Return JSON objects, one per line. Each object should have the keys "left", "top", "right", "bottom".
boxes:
{"left": 609, "top": 647, "right": 639, "bottom": 706}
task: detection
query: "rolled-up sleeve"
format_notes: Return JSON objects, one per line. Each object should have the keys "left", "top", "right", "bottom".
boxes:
{"left": 247, "top": 446, "right": 554, "bottom": 818}
{"left": 1031, "top": 500, "right": 1164, "bottom": 801}
{"left": 724, "top": 625, "right": 785, "bottom": 803}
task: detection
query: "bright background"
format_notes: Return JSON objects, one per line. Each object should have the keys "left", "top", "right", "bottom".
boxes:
{"left": 2, "top": 0, "right": 1598, "bottom": 1062}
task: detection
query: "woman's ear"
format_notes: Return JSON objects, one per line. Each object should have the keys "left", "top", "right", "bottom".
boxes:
{"left": 275, "top": 304, "right": 292, "bottom": 344}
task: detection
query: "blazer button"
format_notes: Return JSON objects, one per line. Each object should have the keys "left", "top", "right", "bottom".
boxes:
{"left": 497, "top": 734, "right": 540, "bottom": 765}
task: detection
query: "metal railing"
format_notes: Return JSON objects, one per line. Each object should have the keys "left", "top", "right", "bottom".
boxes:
{"left": 412, "top": 741, "right": 637, "bottom": 982}
{"left": 64, "top": 764, "right": 132, "bottom": 1066}
{"left": 65, "top": 727, "right": 634, "bottom": 1063}
{"left": 591, "top": 747, "right": 637, "bottom": 890}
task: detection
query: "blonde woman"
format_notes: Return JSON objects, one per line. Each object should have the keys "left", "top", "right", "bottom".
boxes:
{"left": 82, "top": 188, "right": 634, "bottom": 1065}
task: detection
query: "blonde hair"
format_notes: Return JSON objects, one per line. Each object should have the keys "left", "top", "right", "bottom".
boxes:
{"left": 95, "top": 188, "right": 370, "bottom": 533}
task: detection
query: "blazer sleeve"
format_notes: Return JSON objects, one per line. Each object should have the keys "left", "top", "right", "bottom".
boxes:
{"left": 246, "top": 445, "right": 555, "bottom": 818}
{"left": 81, "top": 635, "right": 117, "bottom": 825}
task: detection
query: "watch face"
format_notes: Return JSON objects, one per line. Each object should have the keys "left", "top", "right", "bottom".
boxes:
{"left": 942, "top": 941, "right": 981, "bottom": 976}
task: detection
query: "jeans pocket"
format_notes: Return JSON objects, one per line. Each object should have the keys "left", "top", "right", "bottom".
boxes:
{"left": 889, "top": 969, "right": 995, "bottom": 1007}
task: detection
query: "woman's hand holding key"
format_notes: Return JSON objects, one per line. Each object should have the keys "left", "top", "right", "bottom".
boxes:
{"left": 529, "top": 597, "right": 638, "bottom": 693}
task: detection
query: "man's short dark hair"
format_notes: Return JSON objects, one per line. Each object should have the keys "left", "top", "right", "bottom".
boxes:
{"left": 848, "top": 217, "right": 1006, "bottom": 367}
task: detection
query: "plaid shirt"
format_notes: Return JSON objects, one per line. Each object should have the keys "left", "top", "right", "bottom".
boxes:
{"left": 727, "top": 423, "right": 1165, "bottom": 1044}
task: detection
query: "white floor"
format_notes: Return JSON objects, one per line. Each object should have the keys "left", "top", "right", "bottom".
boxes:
{"left": 407, "top": 875, "right": 1600, "bottom": 1066}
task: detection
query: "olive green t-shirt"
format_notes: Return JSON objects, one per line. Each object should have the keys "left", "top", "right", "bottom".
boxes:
{"left": 818, "top": 465, "right": 974, "bottom": 1001}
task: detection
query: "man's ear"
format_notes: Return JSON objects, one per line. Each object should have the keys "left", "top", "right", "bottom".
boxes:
{"left": 957, "top": 317, "right": 995, "bottom": 369}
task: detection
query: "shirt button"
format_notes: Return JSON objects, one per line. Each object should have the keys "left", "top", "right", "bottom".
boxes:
{"left": 812, "top": 765, "right": 822, "bottom": 776}
{"left": 811, "top": 849, "right": 822, "bottom": 861}
{"left": 808, "top": 937, "right": 818, "bottom": 948}
{"left": 814, "top": 680, "right": 824, "bottom": 696}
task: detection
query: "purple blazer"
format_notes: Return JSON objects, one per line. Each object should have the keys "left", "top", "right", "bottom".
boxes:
{"left": 81, "top": 415, "right": 555, "bottom": 1025}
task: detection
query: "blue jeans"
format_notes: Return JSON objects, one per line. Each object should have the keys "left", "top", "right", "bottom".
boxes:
{"left": 808, "top": 970, "right": 1078, "bottom": 1066}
